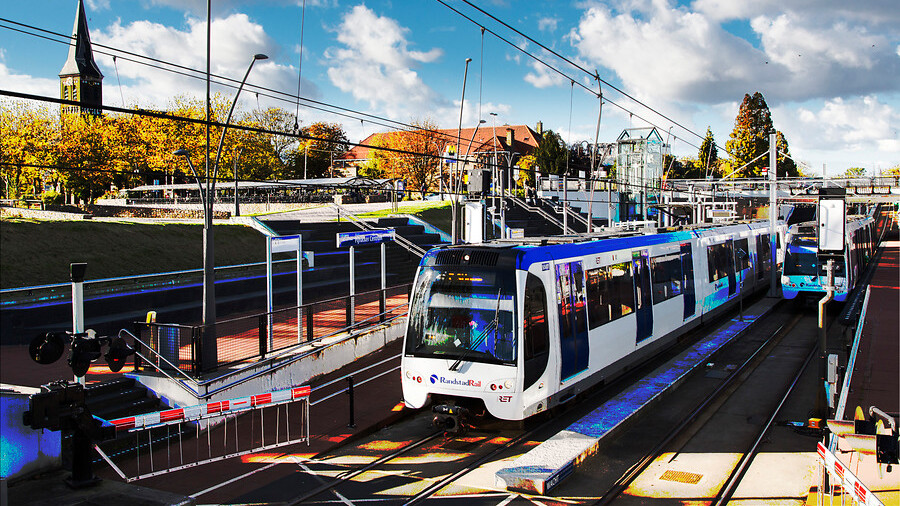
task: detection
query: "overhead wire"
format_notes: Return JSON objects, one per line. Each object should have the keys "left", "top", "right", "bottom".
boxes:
{"left": 0, "top": 17, "right": 443, "bottom": 138}
{"left": 1, "top": 7, "right": 735, "bottom": 185}
{"left": 451, "top": 0, "right": 707, "bottom": 144}
{"left": 433, "top": 0, "right": 719, "bottom": 156}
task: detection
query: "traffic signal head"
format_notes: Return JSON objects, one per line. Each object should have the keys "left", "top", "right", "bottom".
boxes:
{"left": 104, "top": 335, "right": 135, "bottom": 373}
{"left": 68, "top": 334, "right": 102, "bottom": 377}
{"left": 29, "top": 332, "right": 66, "bottom": 365}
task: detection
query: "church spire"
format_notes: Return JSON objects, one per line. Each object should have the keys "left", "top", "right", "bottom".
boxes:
{"left": 59, "top": 0, "right": 103, "bottom": 116}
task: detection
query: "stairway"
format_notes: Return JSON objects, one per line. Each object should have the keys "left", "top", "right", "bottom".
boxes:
{"left": 260, "top": 216, "right": 445, "bottom": 303}
{"left": 85, "top": 376, "right": 165, "bottom": 421}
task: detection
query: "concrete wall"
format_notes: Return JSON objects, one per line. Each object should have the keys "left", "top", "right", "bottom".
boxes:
{"left": 0, "top": 385, "right": 62, "bottom": 483}
{"left": 133, "top": 321, "right": 405, "bottom": 418}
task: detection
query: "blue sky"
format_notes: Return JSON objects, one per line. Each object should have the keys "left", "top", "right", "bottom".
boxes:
{"left": 2, "top": 0, "right": 898, "bottom": 175}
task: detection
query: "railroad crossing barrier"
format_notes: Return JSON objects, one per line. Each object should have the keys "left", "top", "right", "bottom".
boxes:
{"left": 816, "top": 441, "right": 885, "bottom": 506}
{"left": 96, "top": 385, "right": 310, "bottom": 482}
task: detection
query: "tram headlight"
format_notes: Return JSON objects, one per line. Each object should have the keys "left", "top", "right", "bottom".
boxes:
{"left": 504, "top": 380, "right": 514, "bottom": 390}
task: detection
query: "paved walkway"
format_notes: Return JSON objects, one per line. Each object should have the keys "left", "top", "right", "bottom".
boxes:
{"left": 809, "top": 239, "right": 899, "bottom": 505}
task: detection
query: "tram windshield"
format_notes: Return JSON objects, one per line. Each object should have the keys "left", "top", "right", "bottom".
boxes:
{"left": 785, "top": 250, "right": 845, "bottom": 277}
{"left": 405, "top": 266, "right": 517, "bottom": 366}
{"left": 785, "top": 250, "right": 818, "bottom": 276}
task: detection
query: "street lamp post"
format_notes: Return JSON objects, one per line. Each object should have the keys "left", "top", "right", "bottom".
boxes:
{"left": 174, "top": 53, "right": 266, "bottom": 373}
{"left": 452, "top": 57, "right": 472, "bottom": 245}
{"left": 233, "top": 148, "right": 242, "bottom": 217}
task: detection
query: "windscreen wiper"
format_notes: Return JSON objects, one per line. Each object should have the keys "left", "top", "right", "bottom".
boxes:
{"left": 449, "top": 289, "right": 501, "bottom": 372}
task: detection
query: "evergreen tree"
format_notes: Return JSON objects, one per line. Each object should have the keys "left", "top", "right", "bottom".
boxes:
{"left": 726, "top": 92, "right": 774, "bottom": 177}
{"left": 698, "top": 127, "right": 719, "bottom": 177}
{"left": 775, "top": 130, "right": 799, "bottom": 177}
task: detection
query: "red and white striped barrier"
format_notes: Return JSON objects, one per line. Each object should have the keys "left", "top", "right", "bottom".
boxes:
{"left": 108, "top": 385, "right": 311, "bottom": 431}
{"left": 817, "top": 441, "right": 885, "bottom": 506}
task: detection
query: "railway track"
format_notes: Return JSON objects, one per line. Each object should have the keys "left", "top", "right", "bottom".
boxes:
{"left": 276, "top": 299, "right": 788, "bottom": 505}
{"left": 592, "top": 307, "right": 823, "bottom": 504}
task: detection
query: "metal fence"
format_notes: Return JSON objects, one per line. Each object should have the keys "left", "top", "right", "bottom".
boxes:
{"left": 134, "top": 283, "right": 410, "bottom": 376}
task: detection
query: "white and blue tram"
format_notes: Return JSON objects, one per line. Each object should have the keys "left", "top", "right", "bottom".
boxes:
{"left": 401, "top": 221, "right": 787, "bottom": 431}
{"left": 781, "top": 216, "right": 875, "bottom": 302}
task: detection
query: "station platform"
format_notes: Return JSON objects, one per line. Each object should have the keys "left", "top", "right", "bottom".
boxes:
{"left": 495, "top": 295, "right": 782, "bottom": 495}
{"left": 810, "top": 240, "right": 899, "bottom": 505}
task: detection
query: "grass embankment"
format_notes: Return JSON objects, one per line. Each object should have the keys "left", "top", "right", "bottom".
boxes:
{"left": 0, "top": 219, "right": 267, "bottom": 289}
{"left": 0, "top": 203, "right": 451, "bottom": 289}
{"left": 356, "top": 201, "right": 451, "bottom": 235}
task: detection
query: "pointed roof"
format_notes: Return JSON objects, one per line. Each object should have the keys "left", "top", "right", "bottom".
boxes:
{"left": 59, "top": 0, "right": 103, "bottom": 79}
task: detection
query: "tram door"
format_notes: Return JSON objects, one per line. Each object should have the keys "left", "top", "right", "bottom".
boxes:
{"left": 725, "top": 239, "right": 736, "bottom": 297}
{"left": 632, "top": 250, "right": 653, "bottom": 343}
{"left": 680, "top": 242, "right": 696, "bottom": 320}
{"left": 555, "top": 261, "right": 589, "bottom": 381}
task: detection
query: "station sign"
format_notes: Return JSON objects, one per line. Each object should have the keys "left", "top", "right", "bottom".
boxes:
{"left": 270, "top": 234, "right": 301, "bottom": 254}
{"left": 336, "top": 229, "right": 395, "bottom": 248}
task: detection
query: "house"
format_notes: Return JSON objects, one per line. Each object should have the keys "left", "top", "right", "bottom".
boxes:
{"left": 335, "top": 123, "right": 544, "bottom": 181}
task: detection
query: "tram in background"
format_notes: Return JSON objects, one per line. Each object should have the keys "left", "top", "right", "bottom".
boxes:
{"left": 400, "top": 220, "right": 787, "bottom": 433}
{"left": 781, "top": 215, "right": 876, "bottom": 302}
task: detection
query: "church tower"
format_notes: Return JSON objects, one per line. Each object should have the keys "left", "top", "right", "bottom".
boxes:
{"left": 59, "top": 0, "right": 103, "bottom": 116}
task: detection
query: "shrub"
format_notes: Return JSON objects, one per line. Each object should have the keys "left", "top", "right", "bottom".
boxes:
{"left": 41, "top": 190, "right": 63, "bottom": 206}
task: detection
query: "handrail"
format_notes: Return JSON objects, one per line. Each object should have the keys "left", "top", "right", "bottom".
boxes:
{"left": 509, "top": 196, "right": 567, "bottom": 230}
{"left": 333, "top": 203, "right": 427, "bottom": 258}
{"left": 119, "top": 329, "right": 201, "bottom": 397}
{"left": 201, "top": 305, "right": 409, "bottom": 399}
{"left": 563, "top": 204, "right": 592, "bottom": 230}
{"left": 1, "top": 257, "right": 302, "bottom": 305}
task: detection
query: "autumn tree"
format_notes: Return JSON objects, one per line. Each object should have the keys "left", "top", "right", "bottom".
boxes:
{"left": 517, "top": 154, "right": 537, "bottom": 187}
{"left": 371, "top": 120, "right": 446, "bottom": 198}
{"left": 0, "top": 100, "right": 57, "bottom": 199}
{"left": 775, "top": 131, "right": 799, "bottom": 178}
{"left": 287, "top": 122, "right": 350, "bottom": 179}
{"left": 56, "top": 113, "right": 116, "bottom": 204}
{"left": 726, "top": 92, "right": 777, "bottom": 177}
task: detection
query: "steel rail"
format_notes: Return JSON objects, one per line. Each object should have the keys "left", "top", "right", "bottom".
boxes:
{"left": 284, "top": 430, "right": 443, "bottom": 505}
{"left": 713, "top": 342, "right": 818, "bottom": 504}
{"left": 596, "top": 312, "right": 801, "bottom": 504}
{"left": 402, "top": 427, "right": 539, "bottom": 506}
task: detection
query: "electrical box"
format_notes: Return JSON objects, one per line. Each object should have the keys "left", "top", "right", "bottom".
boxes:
{"left": 464, "top": 201, "right": 484, "bottom": 244}
{"left": 467, "top": 169, "right": 490, "bottom": 195}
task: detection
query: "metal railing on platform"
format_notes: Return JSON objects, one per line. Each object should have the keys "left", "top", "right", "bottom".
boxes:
{"left": 134, "top": 283, "right": 411, "bottom": 376}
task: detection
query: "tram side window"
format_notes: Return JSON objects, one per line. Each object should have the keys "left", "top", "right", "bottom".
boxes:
{"left": 650, "top": 253, "right": 683, "bottom": 304}
{"left": 707, "top": 243, "right": 728, "bottom": 281}
{"left": 586, "top": 267, "right": 610, "bottom": 329}
{"left": 734, "top": 239, "right": 750, "bottom": 270}
{"left": 585, "top": 262, "right": 634, "bottom": 330}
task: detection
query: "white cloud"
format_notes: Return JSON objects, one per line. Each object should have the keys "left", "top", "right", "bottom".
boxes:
{"left": 569, "top": 1, "right": 900, "bottom": 105}
{"left": 692, "top": 0, "right": 900, "bottom": 25}
{"left": 570, "top": 2, "right": 764, "bottom": 104}
{"left": 324, "top": 5, "right": 444, "bottom": 120}
{"left": 524, "top": 59, "right": 566, "bottom": 89}
{"left": 0, "top": 51, "right": 59, "bottom": 98}
{"left": 538, "top": 17, "right": 559, "bottom": 32}
{"left": 778, "top": 96, "right": 900, "bottom": 152}
{"left": 85, "top": 0, "right": 111, "bottom": 11}
{"left": 748, "top": 13, "right": 900, "bottom": 99}
{"left": 92, "top": 13, "right": 306, "bottom": 110}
